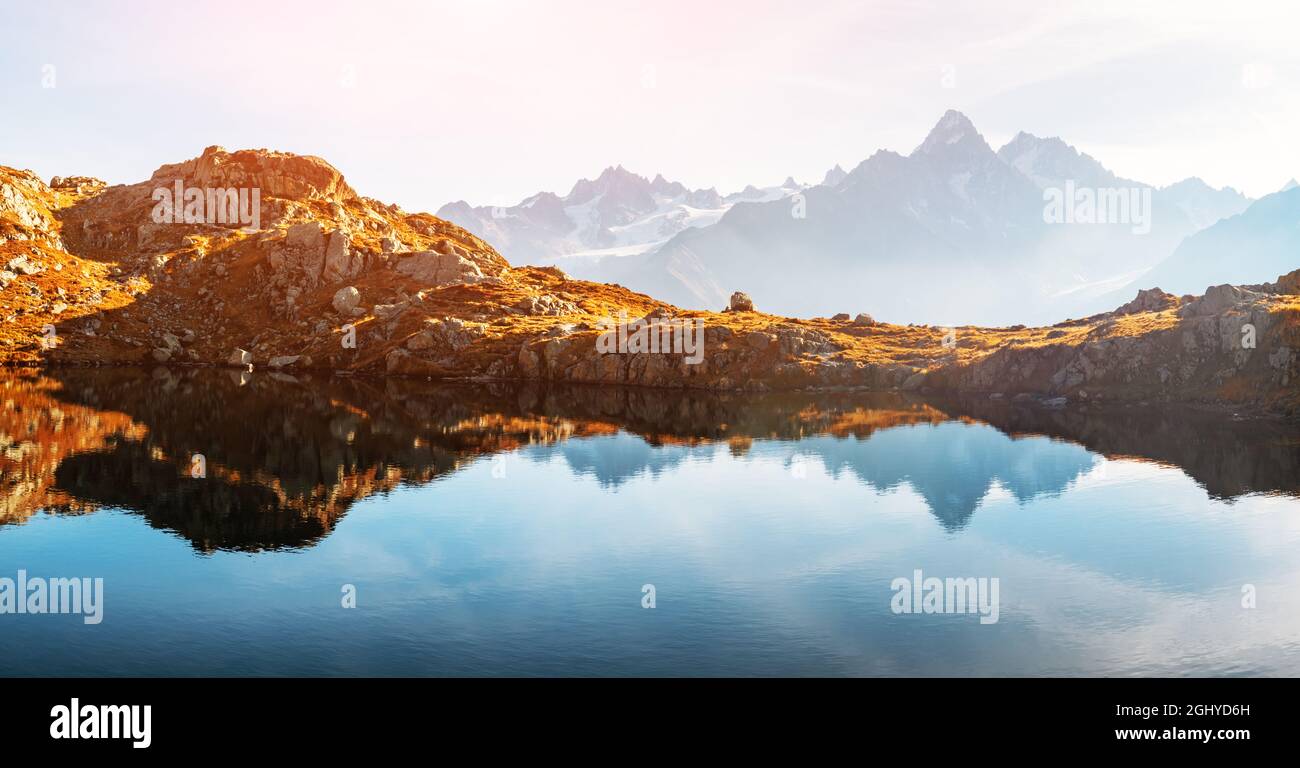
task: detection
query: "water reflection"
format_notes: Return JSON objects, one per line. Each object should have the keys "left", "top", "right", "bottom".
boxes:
{"left": 3, "top": 368, "right": 1298, "bottom": 551}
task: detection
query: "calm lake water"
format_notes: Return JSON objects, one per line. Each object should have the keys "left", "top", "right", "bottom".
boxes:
{"left": 2, "top": 368, "right": 1299, "bottom": 676}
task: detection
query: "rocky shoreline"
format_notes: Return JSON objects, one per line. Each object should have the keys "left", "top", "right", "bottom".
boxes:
{"left": 3, "top": 147, "right": 1297, "bottom": 416}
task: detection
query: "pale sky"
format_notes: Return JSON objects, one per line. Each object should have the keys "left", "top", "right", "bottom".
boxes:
{"left": 2, "top": 0, "right": 1297, "bottom": 211}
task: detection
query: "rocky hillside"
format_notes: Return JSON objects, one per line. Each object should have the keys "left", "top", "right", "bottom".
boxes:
{"left": 1, "top": 147, "right": 1297, "bottom": 415}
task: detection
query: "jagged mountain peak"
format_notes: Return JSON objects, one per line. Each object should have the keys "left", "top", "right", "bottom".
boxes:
{"left": 596, "top": 164, "right": 648, "bottom": 185}
{"left": 998, "top": 131, "right": 1073, "bottom": 157}
{"left": 650, "top": 173, "right": 689, "bottom": 197}
{"left": 996, "top": 131, "right": 1117, "bottom": 189}
{"left": 566, "top": 165, "right": 657, "bottom": 203}
{"left": 523, "top": 190, "right": 563, "bottom": 205}
{"left": 912, "top": 109, "right": 989, "bottom": 157}
{"left": 821, "top": 164, "right": 847, "bottom": 187}
{"left": 1162, "top": 176, "right": 1212, "bottom": 192}
{"left": 600, "top": 163, "right": 635, "bottom": 178}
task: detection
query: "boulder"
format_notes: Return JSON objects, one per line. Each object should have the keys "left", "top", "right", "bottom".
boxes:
{"left": 406, "top": 332, "right": 436, "bottom": 351}
{"left": 1115, "top": 287, "right": 1178, "bottom": 315}
{"left": 728, "top": 291, "right": 755, "bottom": 312}
{"left": 49, "top": 176, "right": 106, "bottom": 195}
{"left": 1271, "top": 269, "right": 1300, "bottom": 296}
{"left": 268, "top": 355, "right": 300, "bottom": 368}
{"left": 322, "top": 230, "right": 362, "bottom": 282}
{"left": 394, "top": 250, "right": 486, "bottom": 286}
{"left": 227, "top": 348, "right": 253, "bottom": 366}
{"left": 5, "top": 255, "right": 42, "bottom": 275}
{"left": 1179, "top": 284, "right": 1261, "bottom": 317}
{"left": 285, "top": 221, "right": 325, "bottom": 249}
{"left": 332, "top": 286, "right": 361, "bottom": 314}
{"left": 185, "top": 145, "right": 358, "bottom": 204}
{"left": 830, "top": 313, "right": 850, "bottom": 321}
{"left": 853, "top": 313, "right": 875, "bottom": 326}
{"left": 433, "top": 238, "right": 468, "bottom": 258}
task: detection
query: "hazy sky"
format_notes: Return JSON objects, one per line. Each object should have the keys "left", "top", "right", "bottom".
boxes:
{"left": 2, "top": 0, "right": 1297, "bottom": 212}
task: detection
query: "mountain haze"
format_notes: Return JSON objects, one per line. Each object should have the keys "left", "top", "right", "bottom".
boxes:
{"left": 436, "top": 166, "right": 805, "bottom": 270}
{"left": 443, "top": 111, "right": 1254, "bottom": 326}
{"left": 1135, "top": 186, "right": 1300, "bottom": 296}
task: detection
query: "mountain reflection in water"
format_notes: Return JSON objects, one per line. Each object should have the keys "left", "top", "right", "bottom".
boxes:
{"left": 2, "top": 368, "right": 1298, "bottom": 551}
{"left": 4, "top": 368, "right": 1300, "bottom": 677}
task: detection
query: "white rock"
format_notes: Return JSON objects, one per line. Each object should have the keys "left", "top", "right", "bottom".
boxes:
{"left": 332, "top": 286, "right": 361, "bottom": 314}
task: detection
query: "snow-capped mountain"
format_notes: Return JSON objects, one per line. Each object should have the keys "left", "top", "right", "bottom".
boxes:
{"left": 996, "top": 130, "right": 1252, "bottom": 316}
{"left": 590, "top": 111, "right": 1253, "bottom": 324}
{"left": 441, "top": 111, "right": 1258, "bottom": 325}
{"left": 436, "top": 166, "right": 805, "bottom": 268}
{"left": 997, "top": 134, "right": 1251, "bottom": 245}
{"left": 997, "top": 131, "right": 1120, "bottom": 189}
{"left": 589, "top": 110, "right": 1051, "bottom": 323}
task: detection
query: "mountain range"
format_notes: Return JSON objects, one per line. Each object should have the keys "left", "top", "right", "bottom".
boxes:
{"left": 439, "top": 111, "right": 1270, "bottom": 325}
{"left": 436, "top": 167, "right": 805, "bottom": 269}
{"left": 2, "top": 144, "right": 1297, "bottom": 415}
{"left": 1131, "top": 184, "right": 1300, "bottom": 298}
